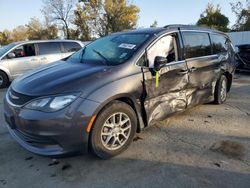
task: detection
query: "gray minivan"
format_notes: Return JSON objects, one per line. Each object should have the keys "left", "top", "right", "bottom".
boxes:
{"left": 0, "top": 40, "right": 84, "bottom": 88}
{"left": 4, "top": 25, "right": 236, "bottom": 159}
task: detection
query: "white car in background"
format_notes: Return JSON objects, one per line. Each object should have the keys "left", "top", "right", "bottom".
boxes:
{"left": 0, "top": 40, "right": 84, "bottom": 88}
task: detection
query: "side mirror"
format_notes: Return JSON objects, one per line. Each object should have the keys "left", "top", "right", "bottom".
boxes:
{"left": 154, "top": 56, "right": 167, "bottom": 71}
{"left": 7, "top": 52, "right": 16, "bottom": 59}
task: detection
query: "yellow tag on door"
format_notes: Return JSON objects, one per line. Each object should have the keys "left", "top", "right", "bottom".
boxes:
{"left": 155, "top": 71, "right": 159, "bottom": 88}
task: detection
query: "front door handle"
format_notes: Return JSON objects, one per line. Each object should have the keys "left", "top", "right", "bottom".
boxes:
{"left": 177, "top": 69, "right": 189, "bottom": 75}
{"left": 40, "top": 57, "right": 47, "bottom": 60}
{"left": 30, "top": 58, "right": 38, "bottom": 61}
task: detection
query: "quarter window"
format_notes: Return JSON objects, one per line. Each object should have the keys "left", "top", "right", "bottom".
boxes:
{"left": 136, "top": 53, "right": 147, "bottom": 67}
{"left": 63, "top": 42, "right": 82, "bottom": 52}
{"left": 210, "top": 34, "right": 228, "bottom": 54}
{"left": 38, "top": 42, "right": 61, "bottom": 55}
{"left": 182, "top": 32, "right": 211, "bottom": 59}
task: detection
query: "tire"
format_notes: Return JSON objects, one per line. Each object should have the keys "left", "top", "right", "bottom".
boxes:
{"left": 90, "top": 101, "right": 137, "bottom": 159}
{"left": 0, "top": 71, "right": 9, "bottom": 88}
{"left": 214, "top": 75, "right": 228, "bottom": 104}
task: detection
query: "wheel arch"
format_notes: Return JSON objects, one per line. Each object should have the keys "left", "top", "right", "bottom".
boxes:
{"left": 90, "top": 94, "right": 146, "bottom": 134}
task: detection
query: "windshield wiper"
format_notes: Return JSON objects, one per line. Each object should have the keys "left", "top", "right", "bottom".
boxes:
{"left": 92, "top": 49, "right": 109, "bottom": 65}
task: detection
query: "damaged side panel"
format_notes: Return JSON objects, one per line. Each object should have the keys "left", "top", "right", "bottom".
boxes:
{"left": 185, "top": 55, "right": 221, "bottom": 106}
{"left": 142, "top": 61, "right": 189, "bottom": 125}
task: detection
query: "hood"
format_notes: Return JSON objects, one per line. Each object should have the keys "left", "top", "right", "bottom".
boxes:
{"left": 12, "top": 60, "right": 112, "bottom": 96}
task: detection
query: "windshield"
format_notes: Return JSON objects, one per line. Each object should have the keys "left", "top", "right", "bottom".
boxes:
{"left": 0, "top": 43, "right": 16, "bottom": 58}
{"left": 68, "top": 33, "right": 150, "bottom": 65}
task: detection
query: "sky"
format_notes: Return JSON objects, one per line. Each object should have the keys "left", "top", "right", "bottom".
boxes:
{"left": 0, "top": 0, "right": 238, "bottom": 31}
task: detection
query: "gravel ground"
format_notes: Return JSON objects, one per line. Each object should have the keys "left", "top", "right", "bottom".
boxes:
{"left": 0, "top": 73, "right": 249, "bottom": 188}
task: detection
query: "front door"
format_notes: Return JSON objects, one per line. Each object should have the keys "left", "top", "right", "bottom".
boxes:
{"left": 142, "top": 33, "right": 189, "bottom": 125}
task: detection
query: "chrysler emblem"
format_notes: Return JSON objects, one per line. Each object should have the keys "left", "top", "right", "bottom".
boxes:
{"left": 9, "top": 91, "right": 19, "bottom": 100}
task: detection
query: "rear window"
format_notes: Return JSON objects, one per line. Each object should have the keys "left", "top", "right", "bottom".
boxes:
{"left": 210, "top": 34, "right": 228, "bottom": 54}
{"left": 63, "top": 42, "right": 82, "bottom": 52}
{"left": 37, "top": 42, "right": 61, "bottom": 55}
{"left": 182, "top": 32, "right": 211, "bottom": 59}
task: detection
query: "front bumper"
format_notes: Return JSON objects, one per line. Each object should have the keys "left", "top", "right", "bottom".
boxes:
{"left": 4, "top": 96, "right": 100, "bottom": 156}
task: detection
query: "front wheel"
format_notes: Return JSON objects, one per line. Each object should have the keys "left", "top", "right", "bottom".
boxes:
{"left": 214, "top": 75, "right": 228, "bottom": 104}
{"left": 90, "top": 101, "right": 137, "bottom": 159}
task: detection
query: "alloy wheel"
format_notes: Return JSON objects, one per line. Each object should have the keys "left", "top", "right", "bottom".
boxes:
{"left": 101, "top": 112, "right": 131, "bottom": 151}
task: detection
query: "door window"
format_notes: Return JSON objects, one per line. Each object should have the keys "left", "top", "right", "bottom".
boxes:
{"left": 63, "top": 42, "right": 82, "bottom": 52}
{"left": 182, "top": 32, "right": 212, "bottom": 59}
{"left": 7, "top": 44, "right": 35, "bottom": 58}
{"left": 147, "top": 35, "right": 177, "bottom": 67}
{"left": 37, "top": 42, "right": 61, "bottom": 55}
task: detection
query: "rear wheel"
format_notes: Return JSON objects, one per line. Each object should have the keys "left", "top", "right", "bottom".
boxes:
{"left": 0, "top": 71, "right": 9, "bottom": 88}
{"left": 90, "top": 101, "right": 137, "bottom": 159}
{"left": 214, "top": 75, "right": 228, "bottom": 104}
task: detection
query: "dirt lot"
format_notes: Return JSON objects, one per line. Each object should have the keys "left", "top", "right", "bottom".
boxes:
{"left": 0, "top": 73, "right": 249, "bottom": 188}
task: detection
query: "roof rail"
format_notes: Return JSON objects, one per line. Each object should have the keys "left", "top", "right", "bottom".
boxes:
{"left": 163, "top": 24, "right": 209, "bottom": 30}
{"left": 163, "top": 24, "right": 225, "bottom": 35}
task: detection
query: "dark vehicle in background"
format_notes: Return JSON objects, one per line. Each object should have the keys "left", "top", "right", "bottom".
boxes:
{"left": 0, "top": 40, "right": 84, "bottom": 88}
{"left": 4, "top": 25, "right": 236, "bottom": 159}
{"left": 236, "top": 44, "right": 250, "bottom": 71}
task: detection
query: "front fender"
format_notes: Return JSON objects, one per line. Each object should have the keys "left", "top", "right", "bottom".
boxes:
{"left": 86, "top": 72, "right": 146, "bottom": 131}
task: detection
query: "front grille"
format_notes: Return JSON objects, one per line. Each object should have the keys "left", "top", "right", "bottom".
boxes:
{"left": 14, "top": 129, "right": 57, "bottom": 146}
{"left": 8, "top": 88, "right": 36, "bottom": 106}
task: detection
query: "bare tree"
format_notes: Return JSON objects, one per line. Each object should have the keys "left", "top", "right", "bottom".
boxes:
{"left": 41, "top": 0, "right": 75, "bottom": 39}
{"left": 230, "top": 0, "right": 250, "bottom": 31}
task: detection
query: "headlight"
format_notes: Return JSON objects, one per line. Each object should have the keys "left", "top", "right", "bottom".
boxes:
{"left": 24, "top": 94, "right": 79, "bottom": 112}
